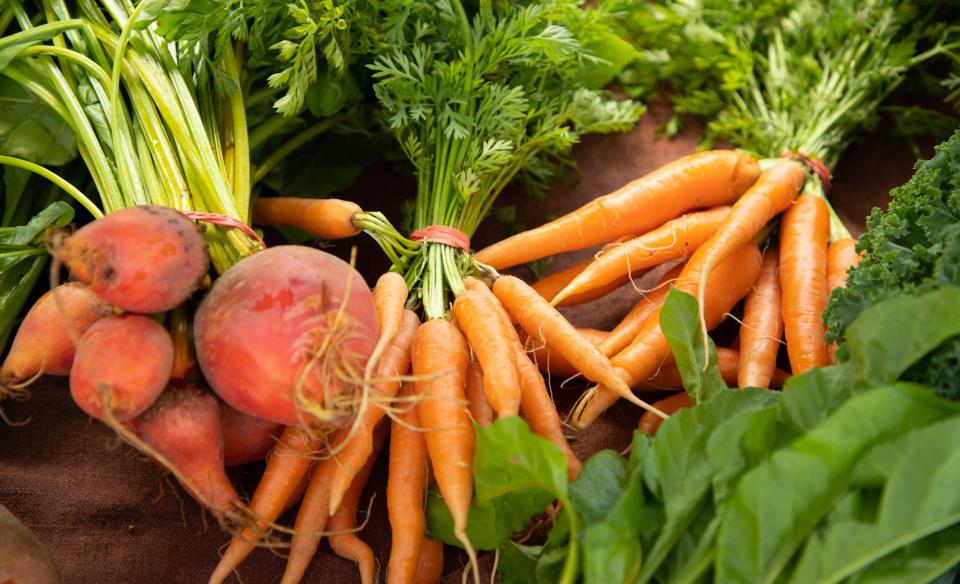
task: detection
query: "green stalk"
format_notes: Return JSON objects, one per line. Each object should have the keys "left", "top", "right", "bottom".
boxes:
{"left": 224, "top": 44, "right": 250, "bottom": 215}
{"left": 252, "top": 115, "right": 345, "bottom": 184}
{"left": 0, "top": 155, "right": 102, "bottom": 218}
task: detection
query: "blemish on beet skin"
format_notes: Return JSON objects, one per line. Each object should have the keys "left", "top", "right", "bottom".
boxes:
{"left": 252, "top": 288, "right": 295, "bottom": 312}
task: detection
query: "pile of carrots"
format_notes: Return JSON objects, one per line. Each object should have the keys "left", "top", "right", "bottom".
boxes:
{"left": 0, "top": 147, "right": 861, "bottom": 583}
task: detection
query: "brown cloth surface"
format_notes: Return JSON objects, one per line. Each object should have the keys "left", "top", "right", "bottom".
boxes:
{"left": 0, "top": 99, "right": 932, "bottom": 583}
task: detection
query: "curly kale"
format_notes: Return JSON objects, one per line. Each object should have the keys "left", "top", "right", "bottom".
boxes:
{"left": 825, "top": 128, "right": 960, "bottom": 399}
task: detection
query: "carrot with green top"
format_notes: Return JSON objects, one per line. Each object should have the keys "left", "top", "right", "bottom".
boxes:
{"left": 253, "top": 197, "right": 362, "bottom": 239}
{"left": 551, "top": 207, "right": 730, "bottom": 306}
{"left": 475, "top": 150, "right": 761, "bottom": 269}
{"left": 738, "top": 248, "right": 784, "bottom": 388}
{"left": 780, "top": 194, "right": 831, "bottom": 374}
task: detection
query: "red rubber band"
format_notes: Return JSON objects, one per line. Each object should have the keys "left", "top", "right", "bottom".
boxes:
{"left": 780, "top": 150, "right": 832, "bottom": 196}
{"left": 410, "top": 225, "right": 471, "bottom": 252}
{"left": 182, "top": 211, "right": 267, "bottom": 249}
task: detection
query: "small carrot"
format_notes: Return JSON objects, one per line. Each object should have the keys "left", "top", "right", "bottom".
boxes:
{"left": 573, "top": 243, "right": 762, "bottom": 429}
{"left": 209, "top": 427, "right": 320, "bottom": 584}
{"left": 252, "top": 197, "right": 362, "bottom": 239}
{"left": 328, "top": 309, "right": 419, "bottom": 515}
{"left": 328, "top": 421, "right": 389, "bottom": 584}
{"left": 531, "top": 327, "right": 608, "bottom": 379}
{"left": 492, "top": 275, "right": 665, "bottom": 417}
{"left": 387, "top": 383, "right": 430, "bottom": 584}
{"left": 515, "top": 345, "right": 582, "bottom": 479}
{"left": 464, "top": 359, "right": 494, "bottom": 427}
{"left": 638, "top": 347, "right": 739, "bottom": 390}
{"left": 280, "top": 451, "right": 340, "bottom": 584}
{"left": 366, "top": 272, "right": 410, "bottom": 377}
{"left": 530, "top": 235, "right": 634, "bottom": 307}
{"left": 599, "top": 264, "right": 685, "bottom": 357}
{"left": 551, "top": 207, "right": 730, "bottom": 306}
{"left": 738, "top": 248, "right": 784, "bottom": 388}
{"left": 412, "top": 538, "right": 444, "bottom": 584}
{"left": 690, "top": 161, "right": 806, "bottom": 358}
{"left": 412, "top": 319, "right": 477, "bottom": 581}
{"left": 780, "top": 194, "right": 830, "bottom": 374}
{"left": 826, "top": 237, "right": 860, "bottom": 362}
{"left": 453, "top": 291, "right": 521, "bottom": 418}
{"left": 474, "top": 150, "right": 761, "bottom": 269}
{"left": 638, "top": 393, "right": 692, "bottom": 436}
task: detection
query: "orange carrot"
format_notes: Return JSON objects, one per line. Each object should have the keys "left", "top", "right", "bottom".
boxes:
{"left": 252, "top": 197, "right": 362, "bottom": 239}
{"left": 412, "top": 538, "right": 444, "bottom": 584}
{"left": 515, "top": 345, "right": 582, "bottom": 479}
{"left": 826, "top": 237, "right": 860, "bottom": 362}
{"left": 530, "top": 236, "right": 634, "bottom": 307}
{"left": 573, "top": 243, "right": 763, "bottom": 428}
{"left": 475, "top": 150, "right": 761, "bottom": 269}
{"left": 464, "top": 359, "right": 494, "bottom": 427}
{"left": 209, "top": 427, "right": 319, "bottom": 584}
{"left": 531, "top": 327, "right": 608, "bottom": 378}
{"left": 492, "top": 275, "right": 664, "bottom": 417}
{"left": 280, "top": 439, "right": 344, "bottom": 584}
{"left": 387, "top": 383, "right": 430, "bottom": 584}
{"left": 552, "top": 207, "right": 730, "bottom": 306}
{"left": 632, "top": 348, "right": 788, "bottom": 390}
{"left": 328, "top": 309, "right": 419, "bottom": 515}
{"left": 412, "top": 319, "right": 477, "bottom": 577}
{"left": 780, "top": 194, "right": 830, "bottom": 374}
{"left": 638, "top": 393, "right": 692, "bottom": 436}
{"left": 690, "top": 161, "right": 806, "bottom": 354}
{"left": 599, "top": 264, "right": 684, "bottom": 357}
{"left": 738, "top": 249, "right": 784, "bottom": 388}
{"left": 367, "top": 272, "right": 410, "bottom": 376}
{"left": 327, "top": 422, "right": 389, "bottom": 584}
{"left": 453, "top": 291, "right": 521, "bottom": 418}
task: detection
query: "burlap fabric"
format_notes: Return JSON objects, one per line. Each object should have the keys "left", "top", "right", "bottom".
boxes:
{"left": 0, "top": 99, "right": 925, "bottom": 583}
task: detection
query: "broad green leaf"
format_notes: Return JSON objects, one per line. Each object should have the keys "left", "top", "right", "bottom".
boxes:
{"left": 787, "top": 415, "right": 960, "bottom": 584}
{"left": 0, "top": 201, "right": 74, "bottom": 245}
{"left": 779, "top": 364, "right": 858, "bottom": 433}
{"left": 425, "top": 417, "right": 568, "bottom": 550}
{"left": 499, "top": 542, "right": 542, "bottom": 584}
{"left": 845, "top": 287, "right": 960, "bottom": 386}
{"left": 569, "top": 451, "right": 627, "bottom": 525}
{"left": 717, "top": 384, "right": 960, "bottom": 584}
{"left": 579, "top": 32, "right": 641, "bottom": 89}
{"left": 659, "top": 288, "right": 728, "bottom": 404}
{"left": 0, "top": 78, "right": 77, "bottom": 166}
{"left": 852, "top": 524, "right": 960, "bottom": 584}
{"left": 582, "top": 521, "right": 642, "bottom": 584}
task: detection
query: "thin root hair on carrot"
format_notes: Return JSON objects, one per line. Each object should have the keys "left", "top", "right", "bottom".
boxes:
{"left": 723, "top": 312, "right": 787, "bottom": 346}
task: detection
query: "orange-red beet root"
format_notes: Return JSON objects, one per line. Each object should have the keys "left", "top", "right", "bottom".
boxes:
{"left": 1, "top": 283, "right": 112, "bottom": 382}
{"left": 194, "top": 246, "right": 378, "bottom": 427}
{"left": 219, "top": 402, "right": 283, "bottom": 466}
{"left": 139, "top": 386, "right": 237, "bottom": 516}
{"left": 57, "top": 205, "right": 208, "bottom": 314}
{"left": 70, "top": 314, "right": 173, "bottom": 421}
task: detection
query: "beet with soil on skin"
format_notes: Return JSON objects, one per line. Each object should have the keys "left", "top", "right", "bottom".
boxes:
{"left": 56, "top": 205, "right": 209, "bottom": 314}
{"left": 1, "top": 283, "right": 113, "bottom": 386}
{"left": 70, "top": 314, "right": 173, "bottom": 421}
{"left": 138, "top": 386, "right": 238, "bottom": 517}
{"left": 194, "top": 245, "right": 379, "bottom": 428}
{"left": 219, "top": 401, "right": 283, "bottom": 466}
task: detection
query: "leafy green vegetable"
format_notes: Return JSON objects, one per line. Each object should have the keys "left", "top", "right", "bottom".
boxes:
{"left": 354, "top": 0, "right": 643, "bottom": 318}
{"left": 658, "top": 288, "right": 727, "bottom": 405}
{"left": 0, "top": 77, "right": 75, "bottom": 166}
{"left": 826, "top": 128, "right": 960, "bottom": 399}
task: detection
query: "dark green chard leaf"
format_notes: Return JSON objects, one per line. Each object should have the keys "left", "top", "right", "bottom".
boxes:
{"left": 659, "top": 288, "right": 728, "bottom": 405}
{"left": 499, "top": 542, "right": 542, "bottom": 584}
{"left": 787, "top": 415, "right": 960, "bottom": 584}
{"left": 778, "top": 364, "right": 858, "bottom": 433}
{"left": 849, "top": 525, "right": 960, "bottom": 584}
{"left": 425, "top": 417, "right": 570, "bottom": 550}
{"left": 0, "top": 77, "right": 76, "bottom": 166}
{"left": 716, "top": 384, "right": 960, "bottom": 584}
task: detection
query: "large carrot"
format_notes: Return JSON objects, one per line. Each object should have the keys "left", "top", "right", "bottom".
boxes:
{"left": 530, "top": 235, "right": 634, "bottom": 307}
{"left": 209, "top": 427, "right": 320, "bottom": 584}
{"left": 514, "top": 345, "right": 582, "bottom": 479}
{"left": 474, "top": 150, "right": 761, "bottom": 269}
{"left": 387, "top": 383, "right": 430, "bottom": 584}
{"left": 573, "top": 243, "right": 763, "bottom": 428}
{"left": 464, "top": 359, "right": 494, "bottom": 427}
{"left": 531, "top": 327, "right": 608, "bottom": 379}
{"left": 412, "top": 319, "right": 477, "bottom": 580}
{"left": 690, "top": 161, "right": 806, "bottom": 356}
{"left": 327, "top": 422, "right": 389, "bottom": 584}
{"left": 638, "top": 393, "right": 692, "bottom": 436}
{"left": 453, "top": 291, "right": 521, "bottom": 418}
{"left": 826, "top": 237, "right": 860, "bottom": 362}
{"left": 412, "top": 538, "right": 444, "bottom": 584}
{"left": 738, "top": 248, "right": 784, "bottom": 388}
{"left": 492, "top": 275, "right": 665, "bottom": 417}
{"left": 551, "top": 207, "right": 730, "bottom": 306}
{"left": 599, "top": 263, "right": 684, "bottom": 357}
{"left": 328, "top": 309, "right": 419, "bottom": 515}
{"left": 780, "top": 194, "right": 830, "bottom": 374}
{"left": 252, "top": 197, "right": 362, "bottom": 239}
